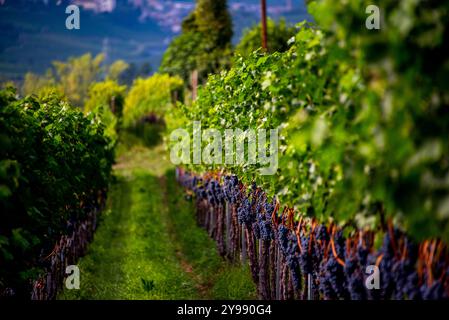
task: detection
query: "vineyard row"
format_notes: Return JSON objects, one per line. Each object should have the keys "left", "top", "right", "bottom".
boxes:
{"left": 177, "top": 168, "right": 449, "bottom": 300}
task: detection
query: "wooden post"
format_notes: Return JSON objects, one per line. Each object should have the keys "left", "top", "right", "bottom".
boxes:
{"left": 210, "top": 206, "right": 215, "bottom": 237}
{"left": 307, "top": 273, "right": 312, "bottom": 300}
{"left": 241, "top": 224, "right": 247, "bottom": 265}
{"left": 276, "top": 245, "right": 281, "bottom": 300}
{"left": 191, "top": 69, "right": 198, "bottom": 101}
{"left": 258, "top": 238, "right": 263, "bottom": 296}
{"left": 110, "top": 95, "right": 116, "bottom": 114}
{"left": 205, "top": 205, "right": 209, "bottom": 229}
{"left": 226, "top": 202, "right": 231, "bottom": 254}
{"left": 260, "top": 0, "right": 268, "bottom": 52}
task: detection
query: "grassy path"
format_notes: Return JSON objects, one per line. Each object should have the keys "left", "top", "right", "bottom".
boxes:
{"left": 59, "top": 130, "right": 256, "bottom": 300}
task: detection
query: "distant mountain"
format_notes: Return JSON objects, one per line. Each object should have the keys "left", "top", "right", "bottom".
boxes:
{"left": 0, "top": 0, "right": 310, "bottom": 81}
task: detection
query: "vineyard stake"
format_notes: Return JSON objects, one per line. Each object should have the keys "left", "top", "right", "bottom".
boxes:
{"left": 205, "top": 205, "right": 209, "bottom": 229}
{"left": 191, "top": 69, "right": 198, "bottom": 101}
{"left": 226, "top": 201, "right": 231, "bottom": 254}
{"left": 276, "top": 245, "right": 281, "bottom": 300}
{"left": 241, "top": 224, "right": 247, "bottom": 265}
{"left": 258, "top": 238, "right": 263, "bottom": 296}
{"left": 307, "top": 273, "right": 312, "bottom": 300}
{"left": 210, "top": 207, "right": 215, "bottom": 237}
{"left": 260, "top": 0, "right": 268, "bottom": 52}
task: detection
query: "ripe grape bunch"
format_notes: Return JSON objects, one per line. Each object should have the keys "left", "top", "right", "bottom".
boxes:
{"left": 277, "top": 224, "right": 302, "bottom": 290}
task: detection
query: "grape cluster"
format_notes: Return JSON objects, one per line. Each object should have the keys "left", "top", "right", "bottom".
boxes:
{"left": 315, "top": 224, "right": 329, "bottom": 242}
{"left": 223, "top": 175, "right": 239, "bottom": 204}
{"left": 391, "top": 239, "right": 417, "bottom": 299}
{"left": 252, "top": 198, "right": 275, "bottom": 241}
{"left": 178, "top": 172, "right": 207, "bottom": 201}
{"left": 378, "top": 232, "right": 397, "bottom": 299}
{"left": 277, "top": 224, "right": 301, "bottom": 289}
{"left": 259, "top": 217, "right": 275, "bottom": 241}
{"left": 344, "top": 252, "right": 366, "bottom": 300}
{"left": 420, "top": 280, "right": 446, "bottom": 300}
{"left": 237, "top": 197, "right": 253, "bottom": 225}
{"left": 356, "top": 242, "right": 369, "bottom": 267}
{"left": 298, "top": 231, "right": 312, "bottom": 274}
{"left": 277, "top": 224, "right": 289, "bottom": 254}
{"left": 404, "top": 271, "right": 421, "bottom": 299}
{"left": 205, "top": 180, "right": 225, "bottom": 206}
{"left": 316, "top": 230, "right": 348, "bottom": 299}
{"left": 318, "top": 259, "right": 337, "bottom": 300}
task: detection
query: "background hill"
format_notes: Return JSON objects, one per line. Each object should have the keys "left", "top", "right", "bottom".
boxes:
{"left": 0, "top": 0, "right": 309, "bottom": 81}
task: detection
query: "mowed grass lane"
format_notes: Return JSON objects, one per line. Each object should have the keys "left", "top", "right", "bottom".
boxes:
{"left": 59, "top": 130, "right": 256, "bottom": 300}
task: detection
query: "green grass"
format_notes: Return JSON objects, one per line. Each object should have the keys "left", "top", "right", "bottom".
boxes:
{"left": 165, "top": 169, "right": 257, "bottom": 300}
{"left": 59, "top": 128, "right": 256, "bottom": 300}
{"left": 59, "top": 171, "right": 199, "bottom": 299}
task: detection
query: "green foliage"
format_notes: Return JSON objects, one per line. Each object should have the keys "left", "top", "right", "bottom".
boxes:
{"left": 124, "top": 74, "right": 183, "bottom": 127}
{"left": 169, "top": 22, "right": 356, "bottom": 223}
{"left": 21, "top": 71, "right": 55, "bottom": 97}
{"left": 307, "top": 0, "right": 449, "bottom": 239}
{"left": 36, "top": 86, "right": 67, "bottom": 103}
{"left": 173, "top": 0, "right": 449, "bottom": 242}
{"left": 160, "top": 31, "right": 203, "bottom": 85}
{"left": 235, "top": 18, "right": 297, "bottom": 57}
{"left": 85, "top": 80, "right": 127, "bottom": 143}
{"left": 141, "top": 278, "right": 155, "bottom": 292}
{"left": 22, "top": 56, "right": 130, "bottom": 109}
{"left": 52, "top": 53, "right": 105, "bottom": 107}
{"left": 0, "top": 88, "right": 114, "bottom": 295}
{"left": 107, "top": 60, "right": 130, "bottom": 82}
{"left": 1, "top": 81, "right": 17, "bottom": 91}
{"left": 194, "top": 0, "right": 233, "bottom": 48}
{"left": 160, "top": 0, "right": 233, "bottom": 85}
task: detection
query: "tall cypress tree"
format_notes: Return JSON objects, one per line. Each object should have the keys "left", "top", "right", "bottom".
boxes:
{"left": 195, "top": 0, "right": 233, "bottom": 48}
{"left": 160, "top": 0, "right": 233, "bottom": 86}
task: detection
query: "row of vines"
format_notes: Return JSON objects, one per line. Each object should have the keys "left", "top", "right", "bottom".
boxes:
{"left": 0, "top": 60, "right": 182, "bottom": 298}
{"left": 178, "top": 169, "right": 449, "bottom": 300}
{"left": 0, "top": 89, "right": 113, "bottom": 298}
{"left": 169, "top": 0, "right": 449, "bottom": 299}
{"left": 167, "top": 0, "right": 449, "bottom": 243}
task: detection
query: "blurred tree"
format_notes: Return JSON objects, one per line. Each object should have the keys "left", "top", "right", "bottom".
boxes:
{"left": 139, "top": 62, "right": 152, "bottom": 78}
{"left": 124, "top": 74, "right": 183, "bottom": 127}
{"left": 235, "top": 18, "right": 296, "bottom": 57}
{"left": 52, "top": 53, "right": 104, "bottom": 107}
{"left": 119, "top": 61, "right": 153, "bottom": 86}
{"left": 181, "top": 11, "right": 198, "bottom": 32}
{"left": 107, "top": 60, "right": 129, "bottom": 82}
{"left": 159, "top": 32, "right": 203, "bottom": 85}
{"left": 84, "top": 80, "right": 127, "bottom": 143}
{"left": 85, "top": 80, "right": 126, "bottom": 117}
{"left": 1, "top": 80, "right": 17, "bottom": 90}
{"left": 160, "top": 0, "right": 233, "bottom": 86}
{"left": 195, "top": 0, "right": 233, "bottom": 48}
{"left": 36, "top": 86, "right": 67, "bottom": 103}
{"left": 21, "top": 70, "right": 55, "bottom": 97}
{"left": 119, "top": 62, "right": 136, "bottom": 86}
